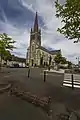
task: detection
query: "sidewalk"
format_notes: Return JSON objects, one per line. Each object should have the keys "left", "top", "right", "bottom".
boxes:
{"left": 44, "top": 69, "right": 65, "bottom": 74}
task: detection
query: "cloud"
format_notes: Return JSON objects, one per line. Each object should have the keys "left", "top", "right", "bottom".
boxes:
{"left": 21, "top": 0, "right": 80, "bottom": 64}
{"left": 0, "top": 0, "right": 80, "bottom": 64}
{"left": 0, "top": 20, "right": 30, "bottom": 58}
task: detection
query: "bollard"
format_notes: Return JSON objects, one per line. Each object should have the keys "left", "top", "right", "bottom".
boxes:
{"left": 28, "top": 68, "right": 30, "bottom": 78}
{"left": 48, "top": 66, "right": 50, "bottom": 71}
{"left": 44, "top": 71, "right": 46, "bottom": 82}
{"left": 71, "top": 74, "right": 74, "bottom": 89}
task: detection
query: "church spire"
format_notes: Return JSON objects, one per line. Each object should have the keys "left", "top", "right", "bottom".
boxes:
{"left": 34, "top": 12, "right": 38, "bottom": 32}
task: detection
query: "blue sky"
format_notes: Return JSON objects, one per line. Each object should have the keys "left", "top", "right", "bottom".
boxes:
{"left": 0, "top": 0, "right": 80, "bottom": 64}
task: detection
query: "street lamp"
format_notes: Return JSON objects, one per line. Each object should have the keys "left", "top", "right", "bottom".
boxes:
{"left": 76, "top": 57, "right": 79, "bottom": 66}
{"left": 71, "top": 64, "right": 74, "bottom": 90}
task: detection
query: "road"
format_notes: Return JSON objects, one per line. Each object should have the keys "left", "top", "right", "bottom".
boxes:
{"left": 0, "top": 68, "right": 80, "bottom": 120}
{"left": 63, "top": 73, "right": 80, "bottom": 88}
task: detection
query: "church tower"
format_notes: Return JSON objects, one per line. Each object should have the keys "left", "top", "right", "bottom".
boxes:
{"left": 29, "top": 12, "right": 41, "bottom": 66}
{"left": 30, "top": 12, "right": 41, "bottom": 46}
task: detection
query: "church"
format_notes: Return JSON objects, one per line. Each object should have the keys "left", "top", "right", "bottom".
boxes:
{"left": 26, "top": 12, "right": 61, "bottom": 67}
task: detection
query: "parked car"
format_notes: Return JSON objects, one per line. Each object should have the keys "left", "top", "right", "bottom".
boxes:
{"left": 13, "top": 64, "right": 19, "bottom": 68}
{"left": 9, "top": 64, "right": 19, "bottom": 68}
{"left": 26, "top": 66, "right": 29, "bottom": 68}
{"left": 73, "top": 67, "right": 80, "bottom": 73}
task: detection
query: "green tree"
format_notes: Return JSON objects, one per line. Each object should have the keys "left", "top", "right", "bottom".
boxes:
{"left": 0, "top": 33, "right": 15, "bottom": 68}
{"left": 60, "top": 57, "right": 67, "bottom": 64}
{"left": 54, "top": 53, "right": 67, "bottom": 70}
{"left": 3, "top": 50, "right": 12, "bottom": 65}
{"left": 54, "top": 53, "right": 62, "bottom": 64}
{"left": 55, "top": 0, "right": 80, "bottom": 43}
{"left": 67, "top": 61, "right": 72, "bottom": 69}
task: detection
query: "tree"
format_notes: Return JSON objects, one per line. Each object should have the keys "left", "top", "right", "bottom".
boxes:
{"left": 0, "top": 33, "right": 15, "bottom": 68}
{"left": 55, "top": 0, "right": 80, "bottom": 43}
{"left": 60, "top": 57, "right": 67, "bottom": 64}
{"left": 67, "top": 61, "right": 72, "bottom": 69}
{"left": 3, "top": 50, "right": 12, "bottom": 65}
{"left": 54, "top": 53, "right": 67, "bottom": 69}
{"left": 54, "top": 53, "right": 62, "bottom": 64}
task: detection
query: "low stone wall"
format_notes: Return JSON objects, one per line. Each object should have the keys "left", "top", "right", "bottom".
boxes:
{"left": 0, "top": 84, "right": 12, "bottom": 93}
{"left": 10, "top": 87, "right": 52, "bottom": 116}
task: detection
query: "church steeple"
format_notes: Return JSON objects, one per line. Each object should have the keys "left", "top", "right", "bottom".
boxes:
{"left": 31, "top": 28, "right": 32, "bottom": 33}
{"left": 34, "top": 12, "right": 38, "bottom": 32}
{"left": 30, "top": 11, "right": 41, "bottom": 46}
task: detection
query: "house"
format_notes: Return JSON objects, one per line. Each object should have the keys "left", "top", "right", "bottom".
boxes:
{"left": 0, "top": 55, "right": 26, "bottom": 67}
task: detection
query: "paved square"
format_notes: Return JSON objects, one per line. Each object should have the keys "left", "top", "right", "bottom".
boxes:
{"left": 0, "top": 68, "right": 80, "bottom": 120}
{"left": 63, "top": 73, "right": 80, "bottom": 88}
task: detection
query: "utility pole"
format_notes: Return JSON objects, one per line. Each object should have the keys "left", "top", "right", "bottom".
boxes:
{"left": 71, "top": 71, "right": 74, "bottom": 90}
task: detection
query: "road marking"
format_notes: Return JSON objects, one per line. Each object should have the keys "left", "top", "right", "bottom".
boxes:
{"left": 63, "top": 83, "right": 80, "bottom": 88}
{"left": 63, "top": 73, "right": 80, "bottom": 88}
{"left": 64, "top": 80, "right": 80, "bottom": 85}
{"left": 64, "top": 78, "right": 80, "bottom": 82}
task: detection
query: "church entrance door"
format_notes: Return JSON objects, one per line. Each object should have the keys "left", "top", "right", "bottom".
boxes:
{"left": 40, "top": 57, "right": 43, "bottom": 66}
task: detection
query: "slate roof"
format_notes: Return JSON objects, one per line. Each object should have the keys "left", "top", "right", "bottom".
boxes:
{"left": 37, "top": 45, "right": 61, "bottom": 55}
{"left": 12, "top": 55, "right": 26, "bottom": 63}
{"left": 50, "top": 50, "right": 61, "bottom": 54}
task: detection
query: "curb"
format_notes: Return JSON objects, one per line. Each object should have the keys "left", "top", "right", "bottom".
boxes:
{"left": 44, "top": 70, "right": 64, "bottom": 74}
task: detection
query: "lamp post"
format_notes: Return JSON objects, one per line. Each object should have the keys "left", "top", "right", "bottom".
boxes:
{"left": 71, "top": 64, "right": 74, "bottom": 90}
{"left": 76, "top": 57, "right": 79, "bottom": 67}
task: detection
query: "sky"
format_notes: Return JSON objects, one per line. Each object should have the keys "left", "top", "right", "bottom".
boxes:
{"left": 0, "top": 0, "right": 80, "bottom": 64}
